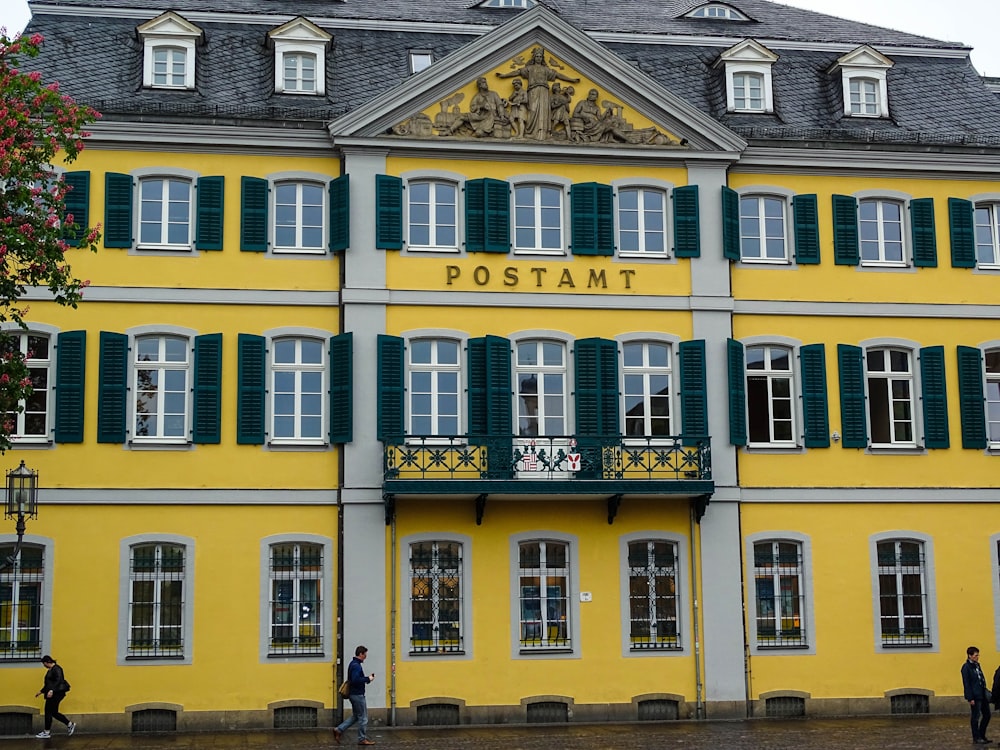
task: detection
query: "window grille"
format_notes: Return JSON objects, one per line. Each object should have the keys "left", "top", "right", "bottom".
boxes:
{"left": 753, "top": 541, "right": 806, "bottom": 647}
{"left": 526, "top": 701, "right": 568, "bottom": 723}
{"left": 128, "top": 543, "right": 185, "bottom": 657}
{"left": 409, "top": 541, "right": 463, "bottom": 654}
{"left": 269, "top": 543, "right": 323, "bottom": 655}
{"left": 876, "top": 540, "right": 930, "bottom": 646}
{"left": 273, "top": 706, "right": 318, "bottom": 728}
{"left": 518, "top": 541, "right": 570, "bottom": 651}
{"left": 415, "top": 703, "right": 460, "bottom": 726}
{"left": 637, "top": 699, "right": 679, "bottom": 721}
{"left": 627, "top": 540, "right": 680, "bottom": 650}
{"left": 765, "top": 696, "right": 805, "bottom": 717}
{"left": 131, "top": 708, "right": 177, "bottom": 733}
{"left": 890, "top": 694, "right": 929, "bottom": 714}
{"left": 0, "top": 544, "right": 44, "bottom": 661}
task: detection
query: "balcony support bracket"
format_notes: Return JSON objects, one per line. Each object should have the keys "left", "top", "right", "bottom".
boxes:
{"left": 475, "top": 493, "right": 488, "bottom": 525}
{"left": 383, "top": 492, "right": 396, "bottom": 525}
{"left": 607, "top": 493, "right": 624, "bottom": 524}
{"left": 693, "top": 493, "right": 711, "bottom": 522}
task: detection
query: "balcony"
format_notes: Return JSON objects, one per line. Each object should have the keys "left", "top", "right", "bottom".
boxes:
{"left": 382, "top": 435, "right": 713, "bottom": 522}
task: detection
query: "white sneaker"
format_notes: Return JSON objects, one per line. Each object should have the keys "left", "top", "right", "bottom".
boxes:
{"left": 67, "top": 722, "right": 77, "bottom": 736}
{"left": 36, "top": 730, "right": 51, "bottom": 738}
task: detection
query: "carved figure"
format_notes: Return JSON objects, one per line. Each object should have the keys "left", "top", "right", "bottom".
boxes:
{"left": 447, "top": 76, "right": 511, "bottom": 137}
{"left": 571, "top": 88, "right": 628, "bottom": 143}
{"left": 549, "top": 83, "right": 573, "bottom": 138}
{"left": 507, "top": 78, "right": 528, "bottom": 138}
{"left": 497, "top": 47, "right": 579, "bottom": 140}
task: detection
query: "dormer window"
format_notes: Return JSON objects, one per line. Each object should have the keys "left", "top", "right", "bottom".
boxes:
{"left": 714, "top": 40, "right": 778, "bottom": 114}
{"left": 409, "top": 51, "right": 433, "bottom": 75}
{"left": 478, "top": 0, "right": 534, "bottom": 7}
{"left": 137, "top": 12, "right": 202, "bottom": 91}
{"left": 829, "top": 46, "right": 893, "bottom": 119}
{"left": 268, "top": 17, "right": 331, "bottom": 96}
{"left": 687, "top": 3, "right": 749, "bottom": 20}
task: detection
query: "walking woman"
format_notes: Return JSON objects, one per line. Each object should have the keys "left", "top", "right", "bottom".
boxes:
{"left": 35, "top": 655, "right": 75, "bottom": 738}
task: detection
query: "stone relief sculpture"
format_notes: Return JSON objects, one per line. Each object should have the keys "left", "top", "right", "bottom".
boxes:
{"left": 390, "top": 47, "right": 682, "bottom": 146}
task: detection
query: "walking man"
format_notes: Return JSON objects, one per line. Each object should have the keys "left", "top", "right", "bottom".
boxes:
{"left": 963, "top": 645, "right": 992, "bottom": 744}
{"left": 334, "top": 645, "right": 376, "bottom": 746}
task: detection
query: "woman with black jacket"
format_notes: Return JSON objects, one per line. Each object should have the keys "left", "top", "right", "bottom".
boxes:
{"left": 34, "top": 655, "right": 75, "bottom": 738}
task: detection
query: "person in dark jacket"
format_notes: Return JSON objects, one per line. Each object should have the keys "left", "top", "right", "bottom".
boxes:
{"left": 34, "top": 655, "right": 76, "bottom": 738}
{"left": 962, "top": 646, "right": 991, "bottom": 744}
{"left": 333, "top": 645, "right": 376, "bottom": 746}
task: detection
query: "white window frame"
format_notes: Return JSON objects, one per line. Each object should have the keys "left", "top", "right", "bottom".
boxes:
{"left": 715, "top": 41, "right": 777, "bottom": 114}
{"left": 619, "top": 532, "right": 690, "bottom": 656}
{"left": 974, "top": 201, "right": 1000, "bottom": 269}
{"left": 407, "top": 337, "right": 462, "bottom": 437}
{"left": 401, "top": 532, "right": 473, "bottom": 662}
{"left": 138, "top": 13, "right": 202, "bottom": 91}
{"left": 126, "top": 324, "right": 196, "bottom": 447}
{"left": 259, "top": 534, "right": 332, "bottom": 661}
{"left": 479, "top": 0, "right": 534, "bottom": 7}
{"left": 864, "top": 345, "right": 917, "bottom": 448}
{"left": 509, "top": 531, "right": 580, "bottom": 659}
{"left": 870, "top": 532, "right": 937, "bottom": 653}
{"left": 132, "top": 333, "right": 191, "bottom": 444}
{"left": 137, "top": 176, "right": 193, "bottom": 250}
{"left": 270, "top": 335, "right": 327, "bottom": 445}
{"left": 280, "top": 51, "right": 318, "bottom": 94}
{"left": 745, "top": 343, "right": 796, "bottom": 447}
{"left": 738, "top": 193, "right": 790, "bottom": 263}
{"left": 985, "top": 345, "right": 1000, "bottom": 448}
{"left": 408, "top": 50, "right": 433, "bottom": 74}
{"left": 268, "top": 18, "right": 330, "bottom": 96}
{"left": 273, "top": 179, "right": 326, "bottom": 253}
{"left": 0, "top": 535, "right": 54, "bottom": 663}
{"left": 686, "top": 3, "right": 748, "bottom": 20}
{"left": 513, "top": 337, "right": 568, "bottom": 438}
{"left": 511, "top": 176, "right": 569, "bottom": 256}
{"left": 118, "top": 533, "right": 195, "bottom": 665}
{"left": 263, "top": 326, "right": 332, "bottom": 449}
{"left": 831, "top": 46, "right": 892, "bottom": 119}
{"left": 0, "top": 323, "right": 59, "bottom": 444}
{"left": 858, "top": 197, "right": 906, "bottom": 267}
{"left": 613, "top": 180, "right": 671, "bottom": 258}
{"left": 746, "top": 531, "right": 815, "bottom": 655}
{"left": 620, "top": 339, "right": 674, "bottom": 439}
{"left": 406, "top": 179, "right": 460, "bottom": 253}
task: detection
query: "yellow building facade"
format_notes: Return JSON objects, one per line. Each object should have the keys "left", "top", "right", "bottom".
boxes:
{"left": 2, "top": 0, "right": 1000, "bottom": 734}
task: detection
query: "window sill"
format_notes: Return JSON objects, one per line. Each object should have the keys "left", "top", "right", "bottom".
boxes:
{"left": 858, "top": 261, "right": 910, "bottom": 270}
{"left": 271, "top": 248, "right": 327, "bottom": 256}
{"left": 408, "top": 650, "right": 466, "bottom": 657}
{"left": 880, "top": 642, "right": 933, "bottom": 649}
{"left": 11, "top": 438, "right": 54, "bottom": 448}
{"left": 267, "top": 651, "right": 325, "bottom": 658}
{"left": 744, "top": 444, "right": 804, "bottom": 454}
{"left": 866, "top": 444, "right": 924, "bottom": 455}
{"left": 617, "top": 251, "right": 670, "bottom": 260}
{"left": 128, "top": 440, "right": 193, "bottom": 451}
{"left": 136, "top": 244, "right": 193, "bottom": 253}
{"left": 739, "top": 258, "right": 791, "bottom": 265}
{"left": 406, "top": 245, "right": 460, "bottom": 254}
{"left": 513, "top": 249, "right": 566, "bottom": 256}
{"left": 755, "top": 643, "right": 810, "bottom": 651}
{"left": 267, "top": 440, "right": 330, "bottom": 451}
{"left": 518, "top": 648, "right": 573, "bottom": 655}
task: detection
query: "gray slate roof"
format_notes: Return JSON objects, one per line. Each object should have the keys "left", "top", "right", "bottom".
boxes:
{"left": 23, "top": 0, "right": 1000, "bottom": 147}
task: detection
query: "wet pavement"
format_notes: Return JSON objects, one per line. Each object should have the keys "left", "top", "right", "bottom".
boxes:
{"left": 2, "top": 716, "right": 991, "bottom": 750}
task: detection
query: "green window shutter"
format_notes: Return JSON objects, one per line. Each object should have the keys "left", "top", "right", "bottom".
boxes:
{"left": 727, "top": 338, "right": 746, "bottom": 446}
{"left": 832, "top": 195, "right": 859, "bottom": 266}
{"left": 195, "top": 176, "right": 225, "bottom": 251}
{"left": 793, "top": 194, "right": 821, "bottom": 265}
{"left": 329, "top": 332, "right": 353, "bottom": 443}
{"left": 467, "top": 335, "right": 512, "bottom": 438}
{"left": 237, "top": 333, "right": 266, "bottom": 445}
{"left": 192, "top": 333, "right": 223, "bottom": 444}
{"left": 465, "top": 179, "right": 486, "bottom": 254}
{"left": 948, "top": 198, "right": 976, "bottom": 269}
{"left": 328, "top": 174, "right": 350, "bottom": 252}
{"left": 574, "top": 337, "right": 619, "bottom": 437}
{"left": 54, "top": 330, "right": 86, "bottom": 443}
{"left": 375, "top": 174, "right": 403, "bottom": 250}
{"left": 918, "top": 345, "right": 949, "bottom": 449}
{"left": 240, "top": 177, "right": 269, "bottom": 252}
{"left": 799, "top": 344, "right": 830, "bottom": 448}
{"left": 673, "top": 185, "right": 700, "bottom": 258}
{"left": 97, "top": 331, "right": 128, "bottom": 443}
{"left": 377, "top": 334, "right": 405, "bottom": 444}
{"left": 679, "top": 339, "right": 707, "bottom": 446}
{"left": 909, "top": 198, "right": 937, "bottom": 268}
{"left": 465, "top": 178, "right": 510, "bottom": 254}
{"left": 837, "top": 344, "right": 867, "bottom": 448}
{"left": 721, "top": 186, "right": 740, "bottom": 261}
{"left": 62, "top": 171, "right": 90, "bottom": 247}
{"left": 104, "top": 172, "right": 133, "bottom": 249}
{"left": 467, "top": 337, "right": 488, "bottom": 438}
{"left": 956, "top": 345, "right": 987, "bottom": 449}
{"left": 570, "top": 182, "right": 614, "bottom": 256}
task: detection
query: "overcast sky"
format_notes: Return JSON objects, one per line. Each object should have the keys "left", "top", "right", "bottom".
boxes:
{"left": 2, "top": 0, "right": 999, "bottom": 75}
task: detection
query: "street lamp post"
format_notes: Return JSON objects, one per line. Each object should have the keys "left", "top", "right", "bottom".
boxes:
{"left": 1, "top": 460, "right": 39, "bottom": 571}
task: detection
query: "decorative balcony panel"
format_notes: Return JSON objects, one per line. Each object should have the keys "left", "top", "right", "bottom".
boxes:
{"left": 382, "top": 435, "right": 712, "bottom": 498}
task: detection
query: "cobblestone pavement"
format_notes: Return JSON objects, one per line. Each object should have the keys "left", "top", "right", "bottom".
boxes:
{"left": 3, "top": 716, "right": 989, "bottom": 750}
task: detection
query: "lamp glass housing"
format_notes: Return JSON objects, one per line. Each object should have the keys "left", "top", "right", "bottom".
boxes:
{"left": 5, "top": 460, "right": 38, "bottom": 520}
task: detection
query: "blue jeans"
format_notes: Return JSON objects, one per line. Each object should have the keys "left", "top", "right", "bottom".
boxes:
{"left": 336, "top": 694, "right": 368, "bottom": 742}
{"left": 971, "top": 698, "right": 992, "bottom": 740}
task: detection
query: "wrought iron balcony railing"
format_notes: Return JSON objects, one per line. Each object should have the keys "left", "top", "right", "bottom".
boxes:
{"left": 384, "top": 435, "right": 711, "bottom": 483}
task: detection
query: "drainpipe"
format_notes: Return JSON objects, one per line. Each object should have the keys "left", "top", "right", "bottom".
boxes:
{"left": 689, "top": 501, "right": 704, "bottom": 719}
{"left": 389, "top": 513, "right": 397, "bottom": 726}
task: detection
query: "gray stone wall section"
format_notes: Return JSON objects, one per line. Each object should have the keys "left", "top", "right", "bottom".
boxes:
{"left": 340, "top": 148, "right": 390, "bottom": 708}
{"left": 687, "top": 161, "right": 746, "bottom": 709}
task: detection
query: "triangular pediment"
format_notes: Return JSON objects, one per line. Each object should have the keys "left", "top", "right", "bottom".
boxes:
{"left": 830, "top": 45, "right": 894, "bottom": 72}
{"left": 268, "top": 17, "right": 332, "bottom": 45}
{"left": 331, "top": 4, "right": 745, "bottom": 153}
{"left": 137, "top": 11, "right": 202, "bottom": 39}
{"left": 715, "top": 39, "right": 778, "bottom": 67}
